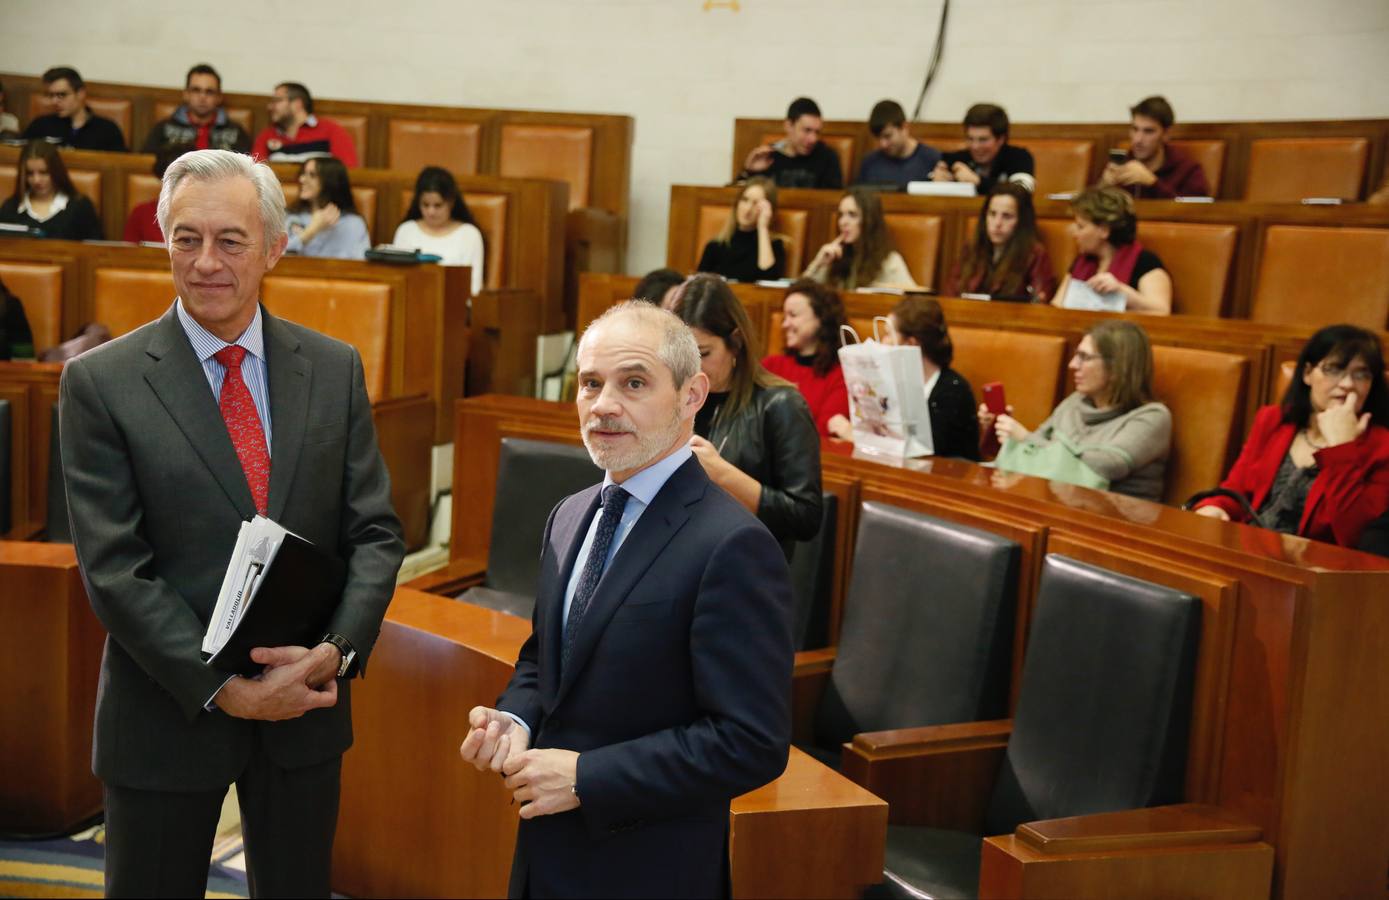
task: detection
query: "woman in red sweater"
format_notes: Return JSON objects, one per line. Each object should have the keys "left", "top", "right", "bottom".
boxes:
{"left": 761, "top": 279, "right": 851, "bottom": 438}
{"left": 1193, "top": 325, "right": 1389, "bottom": 547}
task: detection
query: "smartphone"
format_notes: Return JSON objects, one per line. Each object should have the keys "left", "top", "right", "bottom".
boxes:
{"left": 1108, "top": 148, "right": 1128, "bottom": 165}
{"left": 983, "top": 382, "right": 1007, "bottom": 415}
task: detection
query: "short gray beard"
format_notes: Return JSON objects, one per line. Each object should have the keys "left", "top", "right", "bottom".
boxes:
{"left": 582, "top": 407, "right": 684, "bottom": 474}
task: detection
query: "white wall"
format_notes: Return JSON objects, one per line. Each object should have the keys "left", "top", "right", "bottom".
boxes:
{"left": 5, "top": 0, "right": 1387, "bottom": 275}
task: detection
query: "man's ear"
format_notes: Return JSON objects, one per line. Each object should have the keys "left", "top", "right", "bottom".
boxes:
{"left": 684, "top": 371, "right": 710, "bottom": 418}
{"left": 265, "top": 232, "right": 289, "bottom": 270}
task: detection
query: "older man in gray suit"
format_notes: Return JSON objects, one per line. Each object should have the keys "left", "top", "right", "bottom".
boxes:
{"left": 59, "top": 149, "right": 404, "bottom": 898}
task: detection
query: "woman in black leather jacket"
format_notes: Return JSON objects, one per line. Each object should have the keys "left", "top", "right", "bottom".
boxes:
{"left": 673, "top": 274, "right": 823, "bottom": 556}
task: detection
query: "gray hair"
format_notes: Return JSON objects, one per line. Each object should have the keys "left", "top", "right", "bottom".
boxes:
{"left": 580, "top": 301, "right": 701, "bottom": 387}
{"left": 156, "top": 149, "right": 287, "bottom": 251}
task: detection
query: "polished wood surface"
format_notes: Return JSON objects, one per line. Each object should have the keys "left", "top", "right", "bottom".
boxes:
{"left": 1016, "top": 803, "right": 1263, "bottom": 854}
{"left": 334, "top": 587, "right": 889, "bottom": 899}
{"left": 732, "top": 116, "right": 1389, "bottom": 203}
{"left": 445, "top": 394, "right": 1389, "bottom": 899}
{"left": 0, "top": 361, "right": 60, "bottom": 540}
{"left": 666, "top": 184, "right": 1389, "bottom": 325}
{"left": 0, "top": 542, "right": 105, "bottom": 834}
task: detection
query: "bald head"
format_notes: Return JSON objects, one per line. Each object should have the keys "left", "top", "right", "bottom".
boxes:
{"left": 580, "top": 301, "right": 701, "bottom": 389}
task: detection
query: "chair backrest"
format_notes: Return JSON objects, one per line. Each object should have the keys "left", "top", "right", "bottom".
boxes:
{"left": 92, "top": 268, "right": 175, "bottom": 337}
{"left": 126, "top": 172, "right": 161, "bottom": 215}
{"left": 46, "top": 403, "right": 69, "bottom": 543}
{"left": 1245, "top": 138, "right": 1370, "bottom": 201}
{"left": 486, "top": 438, "right": 603, "bottom": 597}
{"left": 260, "top": 277, "right": 392, "bottom": 403}
{"left": 1135, "top": 220, "right": 1238, "bottom": 318}
{"left": 0, "top": 262, "right": 64, "bottom": 353}
{"left": 695, "top": 203, "right": 809, "bottom": 277}
{"left": 0, "top": 398, "right": 9, "bottom": 536}
{"left": 388, "top": 119, "right": 482, "bottom": 176}
{"left": 1151, "top": 345, "right": 1248, "bottom": 506}
{"left": 329, "top": 114, "right": 368, "bottom": 162}
{"left": 1022, "top": 139, "right": 1093, "bottom": 196}
{"left": 1171, "top": 139, "right": 1226, "bottom": 195}
{"left": 786, "top": 491, "right": 837, "bottom": 650}
{"left": 883, "top": 213, "right": 942, "bottom": 289}
{"left": 985, "top": 555, "right": 1200, "bottom": 835}
{"left": 152, "top": 100, "right": 254, "bottom": 133}
{"left": 1034, "top": 217, "right": 1074, "bottom": 284}
{"left": 1250, "top": 225, "right": 1389, "bottom": 329}
{"left": 814, "top": 501, "right": 1018, "bottom": 748}
{"left": 499, "top": 124, "right": 593, "bottom": 210}
{"left": 950, "top": 327, "right": 1069, "bottom": 432}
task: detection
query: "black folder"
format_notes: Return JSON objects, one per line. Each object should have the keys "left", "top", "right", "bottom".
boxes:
{"left": 205, "top": 532, "right": 348, "bottom": 676}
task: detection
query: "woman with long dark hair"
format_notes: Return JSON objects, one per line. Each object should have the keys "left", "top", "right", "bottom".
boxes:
{"left": 761, "top": 279, "right": 852, "bottom": 438}
{"left": 673, "top": 274, "right": 822, "bottom": 556}
{"left": 802, "top": 187, "right": 918, "bottom": 290}
{"left": 0, "top": 140, "right": 102, "bottom": 240}
{"left": 285, "top": 155, "right": 369, "bottom": 259}
{"left": 392, "top": 166, "right": 485, "bottom": 294}
{"left": 944, "top": 182, "right": 1056, "bottom": 301}
{"left": 1193, "top": 325, "right": 1389, "bottom": 546}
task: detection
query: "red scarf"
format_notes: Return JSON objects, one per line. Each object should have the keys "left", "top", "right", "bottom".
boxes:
{"left": 1070, "top": 240, "right": 1144, "bottom": 285}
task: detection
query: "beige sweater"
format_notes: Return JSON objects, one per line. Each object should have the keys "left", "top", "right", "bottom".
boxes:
{"left": 803, "top": 250, "right": 920, "bottom": 290}
{"left": 1026, "top": 392, "right": 1173, "bottom": 501}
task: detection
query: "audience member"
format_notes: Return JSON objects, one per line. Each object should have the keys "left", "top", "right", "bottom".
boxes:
{"left": 944, "top": 183, "right": 1056, "bottom": 301}
{"left": 982, "top": 320, "right": 1172, "bottom": 501}
{"left": 696, "top": 176, "right": 787, "bottom": 281}
{"left": 673, "top": 274, "right": 823, "bottom": 555}
{"left": 252, "top": 81, "right": 359, "bottom": 167}
{"left": 804, "top": 187, "right": 919, "bottom": 290}
{"left": 881, "top": 297, "right": 980, "bottom": 460}
{"left": 22, "top": 67, "right": 127, "bottom": 151}
{"left": 392, "top": 166, "right": 485, "bottom": 294}
{"left": 0, "top": 140, "right": 103, "bottom": 240}
{"left": 0, "top": 277, "right": 36, "bottom": 361}
{"left": 740, "top": 97, "right": 843, "bottom": 190}
{"left": 1194, "top": 325, "right": 1389, "bottom": 546}
{"left": 123, "top": 143, "right": 191, "bottom": 243}
{"left": 632, "top": 268, "right": 685, "bottom": 306}
{"left": 1102, "top": 96, "right": 1210, "bottom": 199}
{"left": 932, "top": 103, "right": 1034, "bottom": 193}
{"left": 0, "top": 79, "right": 19, "bottom": 136}
{"left": 855, "top": 100, "right": 941, "bottom": 190}
{"left": 1052, "top": 186, "right": 1172, "bottom": 314}
{"left": 762, "top": 279, "right": 851, "bottom": 439}
{"left": 285, "top": 156, "right": 370, "bottom": 259}
{"left": 141, "top": 64, "right": 251, "bottom": 153}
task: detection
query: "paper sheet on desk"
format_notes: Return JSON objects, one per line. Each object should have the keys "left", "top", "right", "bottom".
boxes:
{"left": 1061, "top": 279, "right": 1127, "bottom": 312}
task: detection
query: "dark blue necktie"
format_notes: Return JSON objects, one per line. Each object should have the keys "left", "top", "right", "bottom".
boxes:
{"left": 563, "top": 484, "right": 630, "bottom": 670}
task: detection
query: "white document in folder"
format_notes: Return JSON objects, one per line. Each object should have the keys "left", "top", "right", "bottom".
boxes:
{"left": 1060, "top": 278, "right": 1127, "bottom": 312}
{"left": 202, "top": 516, "right": 290, "bottom": 656}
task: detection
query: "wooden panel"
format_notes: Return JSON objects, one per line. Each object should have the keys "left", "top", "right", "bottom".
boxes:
{"left": 0, "top": 542, "right": 106, "bottom": 833}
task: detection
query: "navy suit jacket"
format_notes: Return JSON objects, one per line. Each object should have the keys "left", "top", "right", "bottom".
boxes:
{"left": 498, "top": 455, "right": 794, "bottom": 899}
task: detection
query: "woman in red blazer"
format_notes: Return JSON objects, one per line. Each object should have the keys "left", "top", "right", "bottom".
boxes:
{"left": 1194, "top": 325, "right": 1389, "bottom": 547}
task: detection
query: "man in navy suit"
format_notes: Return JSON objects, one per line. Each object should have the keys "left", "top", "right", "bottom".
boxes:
{"left": 460, "top": 301, "right": 795, "bottom": 898}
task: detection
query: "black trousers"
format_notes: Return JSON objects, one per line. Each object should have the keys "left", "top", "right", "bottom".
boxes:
{"left": 103, "top": 750, "right": 341, "bottom": 899}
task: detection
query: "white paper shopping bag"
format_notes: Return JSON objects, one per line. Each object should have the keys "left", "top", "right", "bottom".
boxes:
{"left": 836, "top": 319, "right": 933, "bottom": 459}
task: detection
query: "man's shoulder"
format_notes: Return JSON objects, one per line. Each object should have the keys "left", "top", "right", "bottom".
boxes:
{"left": 70, "top": 313, "right": 171, "bottom": 373}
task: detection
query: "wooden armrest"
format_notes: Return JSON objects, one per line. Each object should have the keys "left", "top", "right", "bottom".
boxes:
{"left": 1016, "top": 803, "right": 1263, "bottom": 854}
{"left": 402, "top": 556, "right": 488, "bottom": 595}
{"left": 843, "top": 720, "right": 1012, "bottom": 831}
{"left": 791, "top": 647, "right": 837, "bottom": 744}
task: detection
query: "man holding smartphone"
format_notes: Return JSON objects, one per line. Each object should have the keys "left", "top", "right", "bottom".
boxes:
{"left": 740, "top": 97, "right": 843, "bottom": 189}
{"left": 1102, "top": 96, "right": 1211, "bottom": 199}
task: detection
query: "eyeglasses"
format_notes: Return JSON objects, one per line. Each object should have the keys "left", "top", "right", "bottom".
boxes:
{"left": 1073, "top": 350, "right": 1103, "bottom": 365}
{"left": 1317, "top": 361, "right": 1375, "bottom": 384}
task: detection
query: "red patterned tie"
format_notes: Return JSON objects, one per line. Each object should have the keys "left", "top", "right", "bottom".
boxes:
{"left": 214, "top": 346, "right": 270, "bottom": 515}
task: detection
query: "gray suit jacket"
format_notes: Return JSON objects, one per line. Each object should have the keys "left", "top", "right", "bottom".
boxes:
{"left": 59, "top": 304, "right": 404, "bottom": 792}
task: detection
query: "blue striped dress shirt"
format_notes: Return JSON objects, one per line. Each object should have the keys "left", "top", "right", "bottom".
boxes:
{"left": 176, "top": 298, "right": 273, "bottom": 456}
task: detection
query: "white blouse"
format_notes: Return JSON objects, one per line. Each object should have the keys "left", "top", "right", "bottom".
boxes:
{"left": 391, "top": 220, "right": 485, "bottom": 295}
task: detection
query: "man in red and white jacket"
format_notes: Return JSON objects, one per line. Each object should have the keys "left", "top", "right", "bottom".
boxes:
{"left": 251, "top": 81, "right": 359, "bottom": 167}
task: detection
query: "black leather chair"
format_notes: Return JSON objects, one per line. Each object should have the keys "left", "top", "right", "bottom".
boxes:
{"left": 457, "top": 437, "right": 602, "bottom": 618}
{"left": 804, "top": 501, "right": 1019, "bottom": 767}
{"left": 47, "top": 403, "right": 70, "bottom": 543}
{"left": 877, "top": 554, "right": 1202, "bottom": 899}
{"left": 0, "top": 399, "right": 10, "bottom": 535}
{"left": 787, "top": 491, "right": 837, "bottom": 650}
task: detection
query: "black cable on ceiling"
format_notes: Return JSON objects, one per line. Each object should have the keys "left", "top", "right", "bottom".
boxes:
{"left": 911, "top": 0, "right": 952, "bottom": 122}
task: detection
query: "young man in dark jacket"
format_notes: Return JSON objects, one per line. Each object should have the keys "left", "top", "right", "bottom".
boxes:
{"left": 141, "top": 64, "right": 251, "bottom": 153}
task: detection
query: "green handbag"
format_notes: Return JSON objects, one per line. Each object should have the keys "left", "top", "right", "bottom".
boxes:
{"left": 994, "top": 433, "right": 1111, "bottom": 491}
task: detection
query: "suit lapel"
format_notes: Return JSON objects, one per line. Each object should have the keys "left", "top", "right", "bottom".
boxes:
{"left": 143, "top": 307, "right": 257, "bottom": 518}
{"left": 555, "top": 458, "right": 706, "bottom": 704}
{"left": 262, "top": 311, "right": 311, "bottom": 521}
{"left": 541, "top": 487, "right": 601, "bottom": 700}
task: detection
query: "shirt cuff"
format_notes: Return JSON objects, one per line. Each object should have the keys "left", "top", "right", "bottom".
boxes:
{"left": 205, "top": 675, "right": 237, "bottom": 712}
{"left": 499, "top": 711, "right": 532, "bottom": 736}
